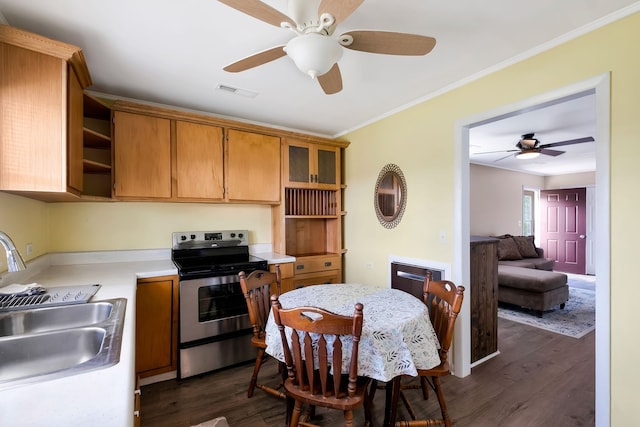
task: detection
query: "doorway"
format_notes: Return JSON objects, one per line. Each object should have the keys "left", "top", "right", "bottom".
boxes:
{"left": 453, "top": 73, "right": 610, "bottom": 425}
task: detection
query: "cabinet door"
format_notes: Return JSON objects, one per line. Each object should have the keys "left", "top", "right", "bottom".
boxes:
{"left": 284, "top": 139, "right": 339, "bottom": 189}
{"left": 226, "top": 129, "right": 280, "bottom": 202}
{"left": 0, "top": 43, "right": 70, "bottom": 192}
{"left": 136, "top": 276, "right": 178, "bottom": 377}
{"left": 175, "top": 121, "right": 224, "bottom": 200}
{"left": 113, "top": 111, "right": 171, "bottom": 198}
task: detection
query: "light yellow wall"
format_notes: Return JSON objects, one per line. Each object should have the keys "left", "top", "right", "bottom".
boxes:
{"left": 0, "top": 192, "right": 48, "bottom": 270}
{"left": 47, "top": 202, "right": 273, "bottom": 251}
{"left": 344, "top": 12, "right": 640, "bottom": 426}
{"left": 469, "top": 164, "right": 544, "bottom": 236}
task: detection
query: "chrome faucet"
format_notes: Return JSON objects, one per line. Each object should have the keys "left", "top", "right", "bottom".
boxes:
{"left": 0, "top": 231, "right": 27, "bottom": 272}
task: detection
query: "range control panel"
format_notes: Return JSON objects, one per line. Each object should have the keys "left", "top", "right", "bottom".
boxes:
{"left": 172, "top": 230, "right": 249, "bottom": 248}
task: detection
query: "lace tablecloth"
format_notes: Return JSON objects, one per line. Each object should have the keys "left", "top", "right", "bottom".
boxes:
{"left": 265, "top": 283, "right": 441, "bottom": 382}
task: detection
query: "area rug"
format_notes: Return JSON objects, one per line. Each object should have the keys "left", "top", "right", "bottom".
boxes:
{"left": 191, "top": 417, "right": 229, "bottom": 427}
{"left": 498, "top": 286, "right": 595, "bottom": 338}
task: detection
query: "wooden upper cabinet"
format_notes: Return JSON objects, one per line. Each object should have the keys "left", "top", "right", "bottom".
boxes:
{"left": 0, "top": 25, "right": 91, "bottom": 199}
{"left": 175, "top": 121, "right": 224, "bottom": 200}
{"left": 113, "top": 111, "right": 171, "bottom": 199}
{"left": 284, "top": 139, "right": 340, "bottom": 189}
{"left": 226, "top": 129, "right": 280, "bottom": 203}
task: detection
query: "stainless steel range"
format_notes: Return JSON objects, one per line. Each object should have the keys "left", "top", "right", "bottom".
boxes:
{"left": 171, "top": 230, "right": 268, "bottom": 379}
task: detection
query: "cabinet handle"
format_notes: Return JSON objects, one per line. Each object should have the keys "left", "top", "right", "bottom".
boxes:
{"left": 324, "top": 262, "right": 332, "bottom": 267}
{"left": 296, "top": 265, "right": 305, "bottom": 270}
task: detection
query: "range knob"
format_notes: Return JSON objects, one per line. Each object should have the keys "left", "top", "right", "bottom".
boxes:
{"left": 190, "top": 234, "right": 196, "bottom": 239}
{"left": 180, "top": 235, "right": 187, "bottom": 241}
{"left": 230, "top": 233, "right": 236, "bottom": 238}
{"left": 238, "top": 233, "right": 244, "bottom": 238}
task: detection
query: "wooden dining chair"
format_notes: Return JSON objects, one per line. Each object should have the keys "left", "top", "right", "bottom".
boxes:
{"left": 396, "top": 273, "right": 465, "bottom": 427}
{"left": 270, "top": 294, "right": 372, "bottom": 427}
{"left": 239, "top": 266, "right": 286, "bottom": 399}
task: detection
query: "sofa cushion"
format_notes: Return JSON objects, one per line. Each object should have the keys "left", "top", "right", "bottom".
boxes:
{"left": 497, "top": 259, "right": 537, "bottom": 269}
{"left": 498, "top": 265, "right": 567, "bottom": 292}
{"left": 511, "top": 235, "right": 539, "bottom": 258}
{"left": 497, "top": 237, "right": 522, "bottom": 260}
{"left": 499, "top": 257, "right": 556, "bottom": 271}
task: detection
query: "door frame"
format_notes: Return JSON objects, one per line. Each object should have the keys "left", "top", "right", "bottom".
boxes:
{"left": 453, "top": 73, "right": 610, "bottom": 425}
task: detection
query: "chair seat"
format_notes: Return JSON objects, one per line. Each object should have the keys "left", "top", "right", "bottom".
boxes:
{"left": 416, "top": 360, "right": 449, "bottom": 377}
{"left": 284, "top": 376, "right": 371, "bottom": 411}
{"left": 251, "top": 335, "right": 267, "bottom": 349}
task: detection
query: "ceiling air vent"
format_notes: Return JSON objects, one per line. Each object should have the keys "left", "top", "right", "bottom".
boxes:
{"left": 216, "top": 84, "right": 258, "bottom": 98}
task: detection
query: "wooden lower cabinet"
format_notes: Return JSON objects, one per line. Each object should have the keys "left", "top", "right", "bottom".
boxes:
{"left": 135, "top": 275, "right": 178, "bottom": 377}
{"left": 292, "top": 254, "right": 341, "bottom": 289}
{"left": 470, "top": 237, "right": 499, "bottom": 363}
{"left": 272, "top": 262, "right": 295, "bottom": 293}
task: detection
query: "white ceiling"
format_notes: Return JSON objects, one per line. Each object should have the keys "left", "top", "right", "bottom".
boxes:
{"left": 1, "top": 0, "right": 637, "bottom": 175}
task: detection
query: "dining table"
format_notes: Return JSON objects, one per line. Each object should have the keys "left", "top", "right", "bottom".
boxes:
{"left": 264, "top": 283, "right": 442, "bottom": 427}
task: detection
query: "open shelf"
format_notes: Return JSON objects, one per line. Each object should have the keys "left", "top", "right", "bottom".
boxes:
{"left": 82, "top": 93, "right": 112, "bottom": 198}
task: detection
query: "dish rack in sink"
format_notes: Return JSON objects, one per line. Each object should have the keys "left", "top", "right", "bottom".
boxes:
{"left": 0, "top": 284, "right": 102, "bottom": 312}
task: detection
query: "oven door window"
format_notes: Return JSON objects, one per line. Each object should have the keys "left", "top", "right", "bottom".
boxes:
{"left": 197, "top": 282, "right": 247, "bottom": 322}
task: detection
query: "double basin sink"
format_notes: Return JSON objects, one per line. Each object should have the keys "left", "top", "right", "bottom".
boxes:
{"left": 0, "top": 298, "right": 127, "bottom": 390}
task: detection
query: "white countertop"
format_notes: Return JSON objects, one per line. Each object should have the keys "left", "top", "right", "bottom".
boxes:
{"left": 0, "top": 249, "right": 293, "bottom": 427}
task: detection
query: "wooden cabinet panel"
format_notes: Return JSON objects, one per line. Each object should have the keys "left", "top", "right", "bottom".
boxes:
{"left": 113, "top": 111, "right": 171, "bottom": 199}
{"left": 292, "top": 270, "right": 340, "bottom": 289}
{"left": 136, "top": 275, "right": 178, "bottom": 377}
{"left": 67, "top": 68, "right": 84, "bottom": 193}
{"left": 175, "top": 121, "right": 224, "bottom": 200}
{"left": 284, "top": 139, "right": 339, "bottom": 189}
{"left": 470, "top": 237, "right": 499, "bottom": 363}
{"left": 0, "top": 25, "right": 92, "bottom": 200}
{"left": 226, "top": 129, "right": 280, "bottom": 203}
{"left": 0, "top": 43, "right": 68, "bottom": 192}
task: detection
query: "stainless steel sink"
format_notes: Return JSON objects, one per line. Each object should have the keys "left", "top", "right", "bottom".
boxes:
{"left": 0, "top": 301, "right": 113, "bottom": 337}
{"left": 0, "top": 298, "right": 127, "bottom": 390}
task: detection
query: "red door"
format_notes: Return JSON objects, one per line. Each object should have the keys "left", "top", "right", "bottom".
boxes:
{"left": 539, "top": 188, "right": 587, "bottom": 274}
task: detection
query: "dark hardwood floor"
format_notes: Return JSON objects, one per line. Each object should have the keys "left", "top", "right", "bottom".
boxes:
{"left": 141, "top": 318, "right": 595, "bottom": 426}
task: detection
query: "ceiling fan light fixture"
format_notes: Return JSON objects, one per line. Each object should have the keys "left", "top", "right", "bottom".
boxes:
{"left": 515, "top": 149, "right": 541, "bottom": 160}
{"left": 284, "top": 33, "right": 342, "bottom": 79}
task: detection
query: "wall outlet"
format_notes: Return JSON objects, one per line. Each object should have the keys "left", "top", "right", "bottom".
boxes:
{"left": 439, "top": 230, "right": 447, "bottom": 243}
{"left": 366, "top": 261, "right": 374, "bottom": 270}
{"left": 26, "top": 243, "right": 33, "bottom": 256}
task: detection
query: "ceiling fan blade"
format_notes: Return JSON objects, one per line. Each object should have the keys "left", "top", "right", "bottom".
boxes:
{"left": 317, "top": 63, "right": 343, "bottom": 94}
{"left": 539, "top": 148, "right": 565, "bottom": 157}
{"left": 341, "top": 30, "right": 436, "bottom": 55}
{"left": 474, "top": 149, "right": 519, "bottom": 155}
{"left": 539, "top": 136, "right": 595, "bottom": 149}
{"left": 494, "top": 153, "right": 515, "bottom": 162}
{"left": 223, "top": 46, "right": 286, "bottom": 72}
{"left": 217, "top": 0, "right": 293, "bottom": 28}
{"left": 319, "top": 0, "right": 364, "bottom": 25}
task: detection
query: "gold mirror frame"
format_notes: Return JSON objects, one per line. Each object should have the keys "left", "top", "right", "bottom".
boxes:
{"left": 374, "top": 164, "right": 407, "bottom": 229}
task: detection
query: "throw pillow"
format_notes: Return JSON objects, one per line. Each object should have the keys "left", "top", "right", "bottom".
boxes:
{"left": 511, "top": 235, "right": 539, "bottom": 258}
{"left": 497, "top": 236, "right": 523, "bottom": 260}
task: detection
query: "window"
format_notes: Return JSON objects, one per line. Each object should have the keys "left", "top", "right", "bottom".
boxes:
{"left": 522, "top": 189, "right": 535, "bottom": 236}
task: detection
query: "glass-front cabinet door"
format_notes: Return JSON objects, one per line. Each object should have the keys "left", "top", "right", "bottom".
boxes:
{"left": 285, "top": 139, "right": 339, "bottom": 189}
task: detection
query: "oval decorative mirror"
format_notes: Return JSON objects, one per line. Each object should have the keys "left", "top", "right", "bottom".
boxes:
{"left": 374, "top": 163, "right": 407, "bottom": 228}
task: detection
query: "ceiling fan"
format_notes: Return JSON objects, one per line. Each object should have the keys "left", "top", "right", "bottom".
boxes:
{"left": 475, "top": 133, "right": 595, "bottom": 161}
{"left": 218, "top": 0, "right": 436, "bottom": 94}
